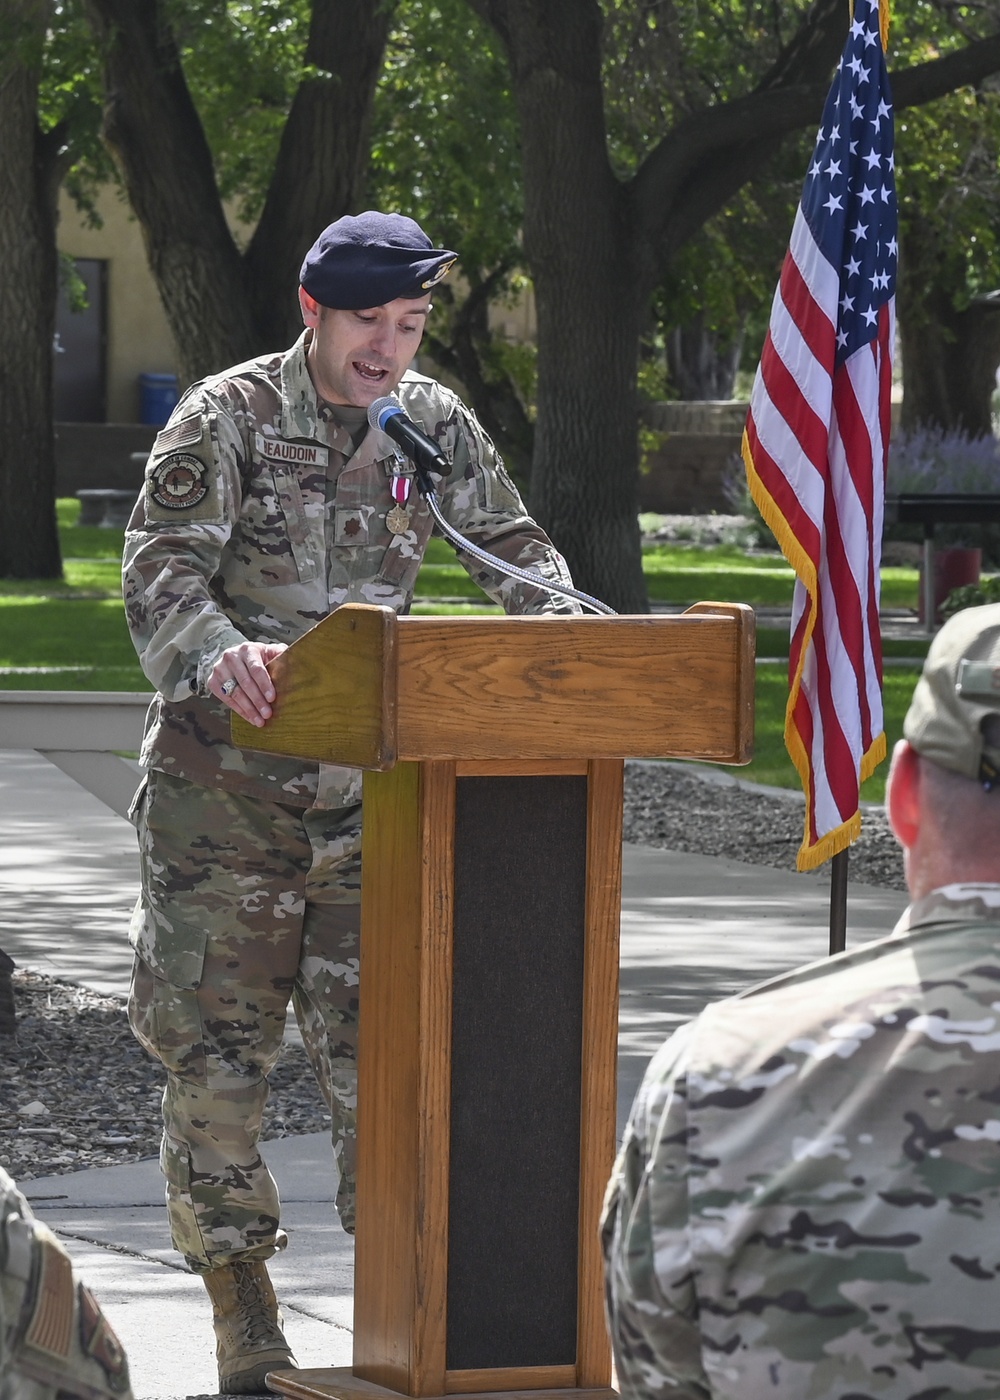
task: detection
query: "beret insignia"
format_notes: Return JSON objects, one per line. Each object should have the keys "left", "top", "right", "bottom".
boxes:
{"left": 421, "top": 257, "right": 456, "bottom": 290}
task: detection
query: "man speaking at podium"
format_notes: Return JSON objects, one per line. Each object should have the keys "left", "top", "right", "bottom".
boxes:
{"left": 122, "top": 211, "right": 579, "bottom": 1392}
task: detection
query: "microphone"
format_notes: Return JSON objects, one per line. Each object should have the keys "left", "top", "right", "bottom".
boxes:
{"left": 367, "top": 394, "right": 449, "bottom": 475}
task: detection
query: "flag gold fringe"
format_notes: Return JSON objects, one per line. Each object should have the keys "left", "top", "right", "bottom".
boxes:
{"left": 742, "top": 429, "right": 887, "bottom": 872}
{"left": 850, "top": 0, "right": 890, "bottom": 54}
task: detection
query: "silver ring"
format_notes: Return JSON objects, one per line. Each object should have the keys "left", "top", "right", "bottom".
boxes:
{"left": 221, "top": 679, "right": 238, "bottom": 697}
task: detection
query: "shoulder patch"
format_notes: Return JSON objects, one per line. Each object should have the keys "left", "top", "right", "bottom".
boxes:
{"left": 24, "top": 1232, "right": 75, "bottom": 1359}
{"left": 148, "top": 453, "right": 209, "bottom": 510}
{"left": 152, "top": 412, "right": 202, "bottom": 453}
{"left": 79, "top": 1282, "right": 131, "bottom": 1392}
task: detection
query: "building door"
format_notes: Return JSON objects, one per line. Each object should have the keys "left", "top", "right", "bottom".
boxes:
{"left": 53, "top": 257, "right": 108, "bottom": 422}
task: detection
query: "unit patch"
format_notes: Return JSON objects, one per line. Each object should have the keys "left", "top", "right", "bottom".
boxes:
{"left": 79, "top": 1283, "right": 131, "bottom": 1392}
{"left": 148, "top": 453, "right": 209, "bottom": 510}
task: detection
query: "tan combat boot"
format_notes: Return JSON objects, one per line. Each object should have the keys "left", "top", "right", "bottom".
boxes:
{"left": 202, "top": 1259, "right": 296, "bottom": 1394}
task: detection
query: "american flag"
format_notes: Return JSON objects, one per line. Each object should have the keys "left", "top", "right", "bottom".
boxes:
{"left": 743, "top": 0, "right": 896, "bottom": 871}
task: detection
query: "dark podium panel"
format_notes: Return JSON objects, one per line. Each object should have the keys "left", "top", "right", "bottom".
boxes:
{"left": 448, "top": 776, "right": 587, "bottom": 1372}
{"left": 229, "top": 605, "right": 755, "bottom": 1400}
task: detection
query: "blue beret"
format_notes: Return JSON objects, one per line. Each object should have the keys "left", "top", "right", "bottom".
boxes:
{"left": 300, "top": 211, "right": 457, "bottom": 310}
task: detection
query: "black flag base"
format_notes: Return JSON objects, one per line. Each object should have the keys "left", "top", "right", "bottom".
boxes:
{"left": 829, "top": 848, "right": 849, "bottom": 955}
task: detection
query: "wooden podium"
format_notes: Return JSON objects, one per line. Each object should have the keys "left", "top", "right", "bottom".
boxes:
{"left": 231, "top": 603, "right": 754, "bottom": 1400}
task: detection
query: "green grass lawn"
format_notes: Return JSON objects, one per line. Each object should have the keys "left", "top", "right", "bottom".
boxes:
{"left": 0, "top": 502, "right": 925, "bottom": 800}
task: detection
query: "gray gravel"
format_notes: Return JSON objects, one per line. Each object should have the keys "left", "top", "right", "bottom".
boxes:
{"left": 625, "top": 760, "right": 905, "bottom": 892}
{"left": 0, "top": 761, "right": 905, "bottom": 1183}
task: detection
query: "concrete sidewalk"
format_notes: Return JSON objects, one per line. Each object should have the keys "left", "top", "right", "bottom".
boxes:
{"left": 1, "top": 750, "right": 907, "bottom": 1399}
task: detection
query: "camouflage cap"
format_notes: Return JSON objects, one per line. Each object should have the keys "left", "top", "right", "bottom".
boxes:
{"left": 904, "top": 602, "right": 1000, "bottom": 787}
{"left": 299, "top": 211, "right": 457, "bottom": 310}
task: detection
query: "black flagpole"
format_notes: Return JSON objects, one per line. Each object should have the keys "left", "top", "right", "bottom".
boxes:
{"left": 829, "top": 848, "right": 849, "bottom": 954}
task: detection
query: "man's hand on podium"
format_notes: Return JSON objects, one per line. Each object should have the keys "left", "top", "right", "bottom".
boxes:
{"left": 209, "top": 641, "right": 288, "bottom": 727}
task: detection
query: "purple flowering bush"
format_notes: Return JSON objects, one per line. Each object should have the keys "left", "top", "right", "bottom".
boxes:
{"left": 886, "top": 426, "right": 1000, "bottom": 566}
{"left": 887, "top": 425, "right": 1000, "bottom": 495}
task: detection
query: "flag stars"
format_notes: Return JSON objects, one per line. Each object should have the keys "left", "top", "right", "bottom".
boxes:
{"left": 852, "top": 220, "right": 868, "bottom": 240}
{"left": 847, "top": 256, "right": 862, "bottom": 278}
{"left": 825, "top": 159, "right": 842, "bottom": 178}
{"left": 862, "top": 306, "right": 879, "bottom": 327}
{"left": 859, "top": 186, "right": 876, "bottom": 206}
{"left": 863, "top": 149, "right": 882, "bottom": 171}
{"left": 825, "top": 193, "right": 844, "bottom": 215}
{"left": 840, "top": 292, "right": 855, "bottom": 313}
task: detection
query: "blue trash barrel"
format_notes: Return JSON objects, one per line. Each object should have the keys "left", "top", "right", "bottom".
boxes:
{"left": 138, "top": 372, "right": 179, "bottom": 426}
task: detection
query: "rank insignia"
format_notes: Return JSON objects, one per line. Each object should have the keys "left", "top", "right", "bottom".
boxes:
{"left": 148, "top": 453, "right": 209, "bottom": 510}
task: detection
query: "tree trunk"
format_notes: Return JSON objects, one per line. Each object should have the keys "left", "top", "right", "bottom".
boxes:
{"left": 245, "top": 0, "right": 398, "bottom": 349}
{"left": 86, "top": 0, "right": 395, "bottom": 383}
{"left": 423, "top": 271, "right": 535, "bottom": 492}
{"left": 667, "top": 317, "right": 746, "bottom": 401}
{"left": 471, "top": 0, "right": 648, "bottom": 613}
{"left": 898, "top": 285, "right": 1000, "bottom": 438}
{"left": 0, "top": 0, "right": 63, "bottom": 579}
{"left": 86, "top": 0, "right": 257, "bottom": 382}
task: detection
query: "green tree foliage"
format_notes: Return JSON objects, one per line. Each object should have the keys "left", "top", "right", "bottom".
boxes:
{"left": 892, "top": 2, "right": 1000, "bottom": 432}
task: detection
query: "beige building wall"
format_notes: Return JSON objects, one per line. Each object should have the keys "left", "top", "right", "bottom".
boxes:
{"left": 58, "top": 184, "right": 181, "bottom": 423}
{"left": 57, "top": 184, "right": 538, "bottom": 423}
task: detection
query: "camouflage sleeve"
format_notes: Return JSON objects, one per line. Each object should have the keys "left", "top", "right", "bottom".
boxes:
{"left": 601, "top": 1025, "right": 711, "bottom": 1400}
{"left": 439, "top": 402, "right": 583, "bottom": 616}
{"left": 122, "top": 387, "right": 249, "bottom": 701}
{"left": 1, "top": 1166, "right": 133, "bottom": 1400}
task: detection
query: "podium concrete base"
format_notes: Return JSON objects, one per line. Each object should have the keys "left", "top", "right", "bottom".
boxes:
{"left": 265, "top": 1369, "right": 617, "bottom": 1400}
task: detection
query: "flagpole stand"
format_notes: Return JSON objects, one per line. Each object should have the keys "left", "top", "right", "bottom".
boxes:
{"left": 829, "top": 849, "right": 849, "bottom": 955}
{"left": 922, "top": 529, "right": 936, "bottom": 636}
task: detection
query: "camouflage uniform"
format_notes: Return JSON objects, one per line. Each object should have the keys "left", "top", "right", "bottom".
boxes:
{"left": 602, "top": 884, "right": 1000, "bottom": 1400}
{"left": 123, "top": 333, "right": 577, "bottom": 1269}
{"left": 0, "top": 1166, "right": 133, "bottom": 1400}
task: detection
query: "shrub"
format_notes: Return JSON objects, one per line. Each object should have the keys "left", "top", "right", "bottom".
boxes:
{"left": 940, "top": 575, "right": 1000, "bottom": 621}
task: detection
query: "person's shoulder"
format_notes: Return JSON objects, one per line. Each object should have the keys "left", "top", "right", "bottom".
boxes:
{"left": 398, "top": 369, "right": 462, "bottom": 416}
{"left": 0, "top": 1167, "right": 133, "bottom": 1399}
{"left": 179, "top": 348, "right": 289, "bottom": 414}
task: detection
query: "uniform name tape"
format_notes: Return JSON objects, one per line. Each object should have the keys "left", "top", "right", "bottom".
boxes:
{"left": 255, "top": 433, "right": 329, "bottom": 467}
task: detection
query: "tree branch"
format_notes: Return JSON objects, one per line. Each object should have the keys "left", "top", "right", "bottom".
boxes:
{"left": 245, "top": 0, "right": 398, "bottom": 346}
{"left": 631, "top": 25, "right": 1000, "bottom": 289}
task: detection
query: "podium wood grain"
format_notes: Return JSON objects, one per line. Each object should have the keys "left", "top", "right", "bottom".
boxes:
{"left": 232, "top": 605, "right": 755, "bottom": 766}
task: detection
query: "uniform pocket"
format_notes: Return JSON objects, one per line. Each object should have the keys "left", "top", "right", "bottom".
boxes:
{"left": 128, "top": 902, "right": 207, "bottom": 990}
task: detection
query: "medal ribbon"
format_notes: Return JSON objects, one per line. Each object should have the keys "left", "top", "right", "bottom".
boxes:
{"left": 391, "top": 473, "right": 412, "bottom": 506}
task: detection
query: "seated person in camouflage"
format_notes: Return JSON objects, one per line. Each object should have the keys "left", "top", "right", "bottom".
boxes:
{"left": 602, "top": 603, "right": 1000, "bottom": 1399}
{"left": 1, "top": 1165, "right": 133, "bottom": 1400}
{"left": 122, "top": 210, "right": 580, "bottom": 1393}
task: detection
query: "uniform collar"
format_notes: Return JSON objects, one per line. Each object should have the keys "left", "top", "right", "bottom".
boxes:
{"left": 279, "top": 330, "right": 403, "bottom": 474}
{"left": 893, "top": 882, "right": 1000, "bottom": 936}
